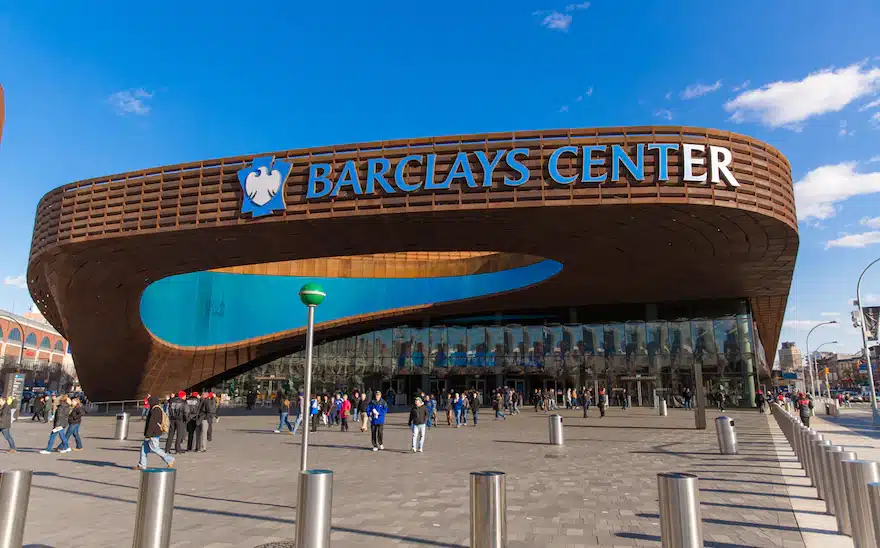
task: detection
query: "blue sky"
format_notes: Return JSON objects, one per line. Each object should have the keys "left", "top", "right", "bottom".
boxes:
{"left": 0, "top": 1, "right": 878, "bottom": 361}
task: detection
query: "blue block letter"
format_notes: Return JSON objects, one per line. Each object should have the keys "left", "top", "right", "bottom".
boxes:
{"left": 307, "top": 163, "right": 333, "bottom": 199}
{"left": 548, "top": 146, "right": 578, "bottom": 185}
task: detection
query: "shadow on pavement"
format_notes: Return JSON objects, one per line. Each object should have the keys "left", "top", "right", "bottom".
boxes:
{"left": 56, "top": 459, "right": 131, "bottom": 469}
{"left": 636, "top": 513, "right": 837, "bottom": 535}
{"left": 616, "top": 532, "right": 757, "bottom": 548}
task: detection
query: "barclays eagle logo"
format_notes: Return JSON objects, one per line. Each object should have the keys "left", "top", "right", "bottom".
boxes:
{"left": 237, "top": 156, "right": 292, "bottom": 218}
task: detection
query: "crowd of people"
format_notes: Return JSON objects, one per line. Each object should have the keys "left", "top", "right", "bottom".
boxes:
{"left": 0, "top": 393, "right": 87, "bottom": 455}
{"left": 136, "top": 391, "right": 220, "bottom": 470}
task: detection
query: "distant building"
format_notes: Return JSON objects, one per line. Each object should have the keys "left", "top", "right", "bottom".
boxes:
{"left": 778, "top": 342, "right": 803, "bottom": 373}
{"left": 0, "top": 309, "right": 76, "bottom": 392}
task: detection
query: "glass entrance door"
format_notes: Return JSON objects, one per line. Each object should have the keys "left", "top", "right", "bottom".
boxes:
{"left": 430, "top": 379, "right": 447, "bottom": 397}
{"left": 506, "top": 379, "right": 525, "bottom": 395}
{"left": 467, "top": 379, "right": 486, "bottom": 405}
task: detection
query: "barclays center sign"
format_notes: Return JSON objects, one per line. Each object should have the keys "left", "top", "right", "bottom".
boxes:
{"left": 238, "top": 143, "right": 740, "bottom": 218}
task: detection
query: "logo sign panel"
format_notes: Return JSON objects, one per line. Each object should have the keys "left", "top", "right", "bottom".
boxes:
{"left": 237, "top": 143, "right": 740, "bottom": 217}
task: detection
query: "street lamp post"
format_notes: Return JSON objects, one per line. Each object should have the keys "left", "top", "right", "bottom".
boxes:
{"left": 814, "top": 341, "right": 837, "bottom": 400}
{"left": 298, "top": 283, "right": 325, "bottom": 472}
{"left": 856, "top": 258, "right": 880, "bottom": 426}
{"left": 805, "top": 321, "right": 837, "bottom": 398}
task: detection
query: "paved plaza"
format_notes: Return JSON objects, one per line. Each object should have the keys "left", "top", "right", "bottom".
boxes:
{"left": 0, "top": 405, "right": 848, "bottom": 547}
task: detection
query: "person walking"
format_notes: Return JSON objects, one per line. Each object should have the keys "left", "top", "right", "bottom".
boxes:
{"left": 134, "top": 396, "right": 174, "bottom": 470}
{"left": 66, "top": 398, "right": 86, "bottom": 451}
{"left": 682, "top": 387, "right": 693, "bottom": 410}
{"left": 598, "top": 388, "right": 606, "bottom": 418}
{"left": 446, "top": 392, "right": 454, "bottom": 426}
{"left": 351, "top": 389, "right": 361, "bottom": 423}
{"left": 141, "top": 394, "right": 151, "bottom": 421}
{"left": 367, "top": 390, "right": 388, "bottom": 451}
{"left": 204, "top": 392, "right": 218, "bottom": 442}
{"left": 31, "top": 395, "right": 43, "bottom": 422}
{"left": 494, "top": 392, "right": 506, "bottom": 420}
{"left": 275, "top": 396, "right": 294, "bottom": 434}
{"left": 41, "top": 395, "right": 71, "bottom": 454}
{"left": 185, "top": 392, "right": 201, "bottom": 452}
{"left": 796, "top": 392, "right": 813, "bottom": 427}
{"left": 0, "top": 396, "right": 16, "bottom": 453}
{"left": 291, "top": 392, "right": 304, "bottom": 435}
{"left": 408, "top": 397, "right": 428, "bottom": 453}
{"left": 340, "top": 394, "right": 352, "bottom": 432}
{"left": 755, "top": 390, "right": 766, "bottom": 414}
{"left": 357, "top": 393, "right": 368, "bottom": 432}
{"left": 165, "top": 391, "right": 187, "bottom": 454}
{"left": 309, "top": 394, "right": 321, "bottom": 433}
{"left": 453, "top": 393, "right": 464, "bottom": 427}
{"left": 469, "top": 391, "right": 479, "bottom": 426}
{"left": 425, "top": 395, "right": 435, "bottom": 428}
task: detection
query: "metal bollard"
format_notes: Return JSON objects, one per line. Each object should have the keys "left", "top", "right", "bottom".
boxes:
{"left": 549, "top": 414, "right": 563, "bottom": 446}
{"left": 804, "top": 432, "right": 823, "bottom": 487}
{"left": 659, "top": 399, "right": 668, "bottom": 417}
{"left": 0, "top": 470, "right": 32, "bottom": 548}
{"left": 132, "top": 468, "right": 176, "bottom": 548}
{"left": 295, "top": 469, "right": 333, "bottom": 548}
{"left": 470, "top": 471, "right": 506, "bottom": 548}
{"left": 115, "top": 412, "right": 130, "bottom": 440}
{"left": 868, "top": 482, "right": 880, "bottom": 544}
{"left": 811, "top": 439, "right": 831, "bottom": 499}
{"left": 843, "top": 460, "right": 880, "bottom": 547}
{"left": 821, "top": 446, "right": 844, "bottom": 515}
{"left": 714, "top": 416, "right": 737, "bottom": 455}
{"left": 792, "top": 426, "right": 804, "bottom": 466}
{"left": 658, "top": 473, "right": 702, "bottom": 548}
{"left": 831, "top": 450, "right": 858, "bottom": 535}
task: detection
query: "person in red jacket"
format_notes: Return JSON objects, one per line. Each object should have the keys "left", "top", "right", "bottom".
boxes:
{"left": 141, "top": 394, "right": 151, "bottom": 421}
{"left": 340, "top": 394, "right": 352, "bottom": 432}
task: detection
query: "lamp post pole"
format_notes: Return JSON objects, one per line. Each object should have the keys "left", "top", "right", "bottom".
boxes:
{"left": 856, "top": 258, "right": 880, "bottom": 426}
{"left": 298, "top": 283, "right": 325, "bottom": 472}
{"left": 814, "top": 341, "right": 837, "bottom": 400}
{"left": 805, "top": 321, "right": 837, "bottom": 398}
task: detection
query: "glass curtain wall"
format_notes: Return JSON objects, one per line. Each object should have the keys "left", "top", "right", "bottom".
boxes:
{"left": 235, "top": 313, "right": 762, "bottom": 407}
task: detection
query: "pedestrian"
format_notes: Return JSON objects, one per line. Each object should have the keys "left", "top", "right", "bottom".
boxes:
{"left": 134, "top": 396, "right": 174, "bottom": 470}
{"left": 0, "top": 396, "right": 16, "bottom": 453}
{"left": 40, "top": 395, "right": 71, "bottom": 454}
{"left": 275, "top": 396, "right": 294, "bottom": 434}
{"left": 197, "top": 393, "right": 210, "bottom": 452}
{"left": 291, "top": 392, "right": 304, "bottom": 435}
{"left": 142, "top": 393, "right": 151, "bottom": 421}
{"left": 309, "top": 394, "right": 320, "bottom": 433}
{"left": 682, "top": 387, "right": 692, "bottom": 410}
{"left": 246, "top": 391, "right": 256, "bottom": 410}
{"left": 31, "top": 396, "right": 43, "bottom": 422}
{"left": 453, "top": 393, "right": 464, "bottom": 427}
{"left": 352, "top": 389, "right": 361, "bottom": 423}
{"left": 755, "top": 390, "right": 766, "bottom": 413}
{"left": 494, "top": 393, "right": 506, "bottom": 420}
{"left": 340, "top": 394, "right": 351, "bottom": 432}
{"left": 425, "top": 395, "right": 435, "bottom": 427}
{"left": 48, "top": 395, "right": 58, "bottom": 423}
{"left": 621, "top": 388, "right": 629, "bottom": 409}
{"left": 185, "top": 392, "right": 201, "bottom": 451}
{"left": 165, "top": 391, "right": 187, "bottom": 454}
{"left": 408, "top": 397, "right": 428, "bottom": 453}
{"left": 367, "top": 390, "right": 388, "bottom": 451}
{"left": 469, "top": 391, "right": 479, "bottom": 426}
{"left": 446, "top": 392, "right": 454, "bottom": 426}
{"left": 717, "top": 390, "right": 726, "bottom": 412}
{"left": 204, "top": 392, "right": 217, "bottom": 442}
{"left": 66, "top": 397, "right": 86, "bottom": 451}
{"left": 357, "top": 393, "right": 368, "bottom": 432}
{"left": 598, "top": 388, "right": 606, "bottom": 418}
{"left": 796, "top": 392, "right": 813, "bottom": 427}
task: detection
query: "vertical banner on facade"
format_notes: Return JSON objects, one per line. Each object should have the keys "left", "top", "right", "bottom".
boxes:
{"left": 863, "top": 306, "right": 880, "bottom": 342}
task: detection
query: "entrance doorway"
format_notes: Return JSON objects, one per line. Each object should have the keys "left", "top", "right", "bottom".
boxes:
{"left": 381, "top": 379, "right": 405, "bottom": 406}
{"left": 467, "top": 378, "right": 486, "bottom": 405}
{"left": 429, "top": 379, "right": 447, "bottom": 397}
{"left": 506, "top": 379, "right": 525, "bottom": 395}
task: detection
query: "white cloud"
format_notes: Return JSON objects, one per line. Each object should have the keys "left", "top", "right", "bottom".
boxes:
{"left": 859, "top": 97, "right": 880, "bottom": 111}
{"left": 872, "top": 112, "right": 880, "bottom": 125}
{"left": 680, "top": 80, "right": 722, "bottom": 99}
{"left": 821, "top": 312, "right": 841, "bottom": 317}
{"left": 795, "top": 162, "right": 880, "bottom": 221}
{"left": 108, "top": 88, "right": 154, "bottom": 116}
{"left": 783, "top": 319, "right": 840, "bottom": 330}
{"left": 732, "top": 80, "right": 750, "bottom": 92}
{"left": 654, "top": 109, "right": 673, "bottom": 120}
{"left": 3, "top": 275, "right": 27, "bottom": 290}
{"left": 869, "top": 155, "right": 880, "bottom": 164}
{"left": 724, "top": 62, "right": 880, "bottom": 128}
{"left": 540, "top": 11, "right": 573, "bottom": 30}
{"left": 826, "top": 231, "right": 880, "bottom": 249}
{"left": 565, "top": 1, "right": 590, "bottom": 10}
{"left": 839, "top": 120, "right": 855, "bottom": 137}
{"left": 861, "top": 217, "right": 880, "bottom": 229}
{"left": 866, "top": 294, "right": 880, "bottom": 304}
{"left": 559, "top": 105, "right": 569, "bottom": 113}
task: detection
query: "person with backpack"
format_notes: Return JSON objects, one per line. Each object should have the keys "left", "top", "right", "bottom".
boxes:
{"left": 0, "top": 396, "right": 16, "bottom": 453}
{"left": 134, "top": 396, "right": 174, "bottom": 470}
{"left": 367, "top": 390, "right": 388, "bottom": 451}
{"left": 165, "top": 391, "right": 187, "bottom": 454}
{"left": 185, "top": 392, "right": 202, "bottom": 452}
{"left": 796, "top": 392, "right": 814, "bottom": 427}
{"left": 340, "top": 394, "right": 352, "bottom": 432}
{"left": 275, "top": 396, "right": 294, "bottom": 434}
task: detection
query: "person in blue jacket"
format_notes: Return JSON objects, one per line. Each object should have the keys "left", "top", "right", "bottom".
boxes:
{"left": 425, "top": 395, "right": 435, "bottom": 428}
{"left": 366, "top": 391, "right": 388, "bottom": 451}
{"left": 453, "top": 393, "right": 465, "bottom": 427}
